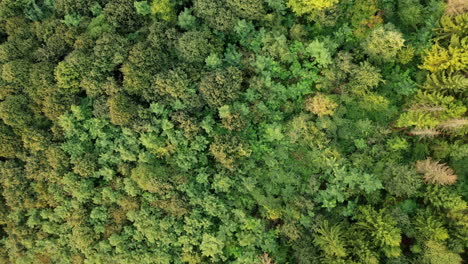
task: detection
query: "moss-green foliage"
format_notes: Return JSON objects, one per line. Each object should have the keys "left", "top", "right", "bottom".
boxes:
{"left": 0, "top": 1, "right": 466, "bottom": 263}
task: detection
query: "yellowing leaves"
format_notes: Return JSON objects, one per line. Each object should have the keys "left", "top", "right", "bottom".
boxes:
{"left": 305, "top": 93, "right": 338, "bottom": 117}
{"left": 151, "top": 0, "right": 176, "bottom": 21}
{"left": 288, "top": 0, "right": 339, "bottom": 15}
{"left": 420, "top": 36, "right": 468, "bottom": 73}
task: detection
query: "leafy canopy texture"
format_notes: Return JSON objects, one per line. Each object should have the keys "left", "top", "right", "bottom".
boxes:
{"left": 288, "top": 0, "right": 339, "bottom": 14}
{"left": 0, "top": 0, "right": 466, "bottom": 264}
{"left": 416, "top": 158, "right": 458, "bottom": 185}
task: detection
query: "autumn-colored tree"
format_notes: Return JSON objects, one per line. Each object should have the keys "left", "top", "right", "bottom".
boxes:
{"left": 362, "top": 25, "right": 405, "bottom": 62}
{"left": 416, "top": 158, "right": 458, "bottom": 185}
{"left": 420, "top": 37, "right": 468, "bottom": 73}
{"left": 304, "top": 93, "right": 338, "bottom": 117}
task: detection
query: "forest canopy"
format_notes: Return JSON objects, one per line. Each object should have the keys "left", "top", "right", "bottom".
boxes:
{"left": 0, "top": 0, "right": 467, "bottom": 263}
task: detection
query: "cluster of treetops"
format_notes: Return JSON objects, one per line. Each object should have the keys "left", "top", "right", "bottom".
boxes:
{"left": 0, "top": 0, "right": 466, "bottom": 263}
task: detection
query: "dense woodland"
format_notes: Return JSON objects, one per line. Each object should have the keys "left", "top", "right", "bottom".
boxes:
{"left": 0, "top": 0, "right": 467, "bottom": 263}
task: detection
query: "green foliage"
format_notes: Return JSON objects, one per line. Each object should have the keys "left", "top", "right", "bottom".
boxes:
{"left": 398, "top": 0, "right": 424, "bottom": 28}
{"left": 399, "top": 12, "right": 467, "bottom": 138}
{"left": 349, "top": 61, "right": 382, "bottom": 94}
{"left": 177, "top": 30, "right": 221, "bottom": 64}
{"left": 200, "top": 234, "right": 224, "bottom": 260}
{"left": 205, "top": 53, "right": 223, "bottom": 69}
{"left": 178, "top": 8, "right": 197, "bottom": 30}
{"left": 193, "top": 0, "right": 237, "bottom": 31}
{"left": 305, "top": 40, "right": 333, "bottom": 68}
{"left": 362, "top": 24, "right": 406, "bottom": 63}
{"left": 304, "top": 93, "right": 337, "bottom": 116}
{"left": 151, "top": 0, "right": 176, "bottom": 21}
{"left": 317, "top": 167, "right": 383, "bottom": 209}
{"left": 134, "top": 1, "right": 151, "bottom": 16}
{"left": 355, "top": 206, "right": 401, "bottom": 258}
{"left": 420, "top": 36, "right": 468, "bottom": 73}
{"left": 418, "top": 240, "right": 463, "bottom": 264}
{"left": 414, "top": 209, "right": 449, "bottom": 242}
{"left": 435, "top": 13, "right": 468, "bottom": 40}
{"left": 199, "top": 67, "right": 243, "bottom": 107}
{"left": 348, "top": 0, "right": 382, "bottom": 38}
{"left": 0, "top": 1, "right": 465, "bottom": 263}
{"left": 396, "top": 91, "right": 466, "bottom": 129}
{"left": 130, "top": 163, "right": 172, "bottom": 194}
{"left": 226, "top": 0, "right": 266, "bottom": 20}
{"left": 63, "top": 13, "right": 82, "bottom": 27}
{"left": 380, "top": 164, "right": 422, "bottom": 197}
{"left": 0, "top": 122, "right": 21, "bottom": 158}
{"left": 209, "top": 135, "right": 251, "bottom": 170}
{"left": 423, "top": 72, "right": 468, "bottom": 96}
{"left": 313, "top": 220, "right": 347, "bottom": 258}
{"left": 108, "top": 93, "right": 138, "bottom": 126}
{"left": 103, "top": 0, "right": 142, "bottom": 32}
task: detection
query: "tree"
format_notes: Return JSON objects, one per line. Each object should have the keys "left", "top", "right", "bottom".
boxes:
{"left": 198, "top": 67, "right": 243, "bottom": 107}
{"left": 91, "top": 33, "right": 128, "bottom": 76}
{"left": 349, "top": 61, "right": 382, "bottom": 94}
{"left": 0, "top": 94, "right": 35, "bottom": 129}
{"left": 32, "top": 18, "right": 76, "bottom": 61}
{"left": 122, "top": 41, "right": 170, "bottom": 97}
{"left": 396, "top": 91, "right": 466, "bottom": 131}
{"left": 258, "top": 253, "right": 276, "bottom": 264}
{"left": 55, "top": 0, "right": 100, "bottom": 16}
{"left": 193, "top": 0, "right": 237, "bottom": 32}
{"left": 380, "top": 164, "right": 422, "bottom": 197}
{"left": 348, "top": 0, "right": 382, "bottom": 38}
{"left": 108, "top": 93, "right": 138, "bottom": 126}
{"left": 420, "top": 37, "right": 468, "bottom": 73}
{"left": 423, "top": 72, "right": 468, "bottom": 96}
{"left": 1, "top": 59, "right": 31, "bottom": 87}
{"left": 445, "top": 0, "right": 468, "bottom": 15}
{"left": 200, "top": 233, "right": 224, "bottom": 260}
{"left": 218, "top": 104, "right": 247, "bottom": 131}
{"left": 398, "top": 0, "right": 424, "bottom": 28}
{"left": 0, "top": 122, "right": 21, "bottom": 158}
{"left": 355, "top": 206, "right": 401, "bottom": 258}
{"left": 103, "top": 0, "right": 142, "bottom": 33}
{"left": 54, "top": 51, "right": 91, "bottom": 94}
{"left": 134, "top": 1, "right": 151, "bottom": 16}
{"left": 313, "top": 220, "right": 347, "bottom": 258}
{"left": 362, "top": 24, "right": 405, "bottom": 63}
{"left": 436, "top": 13, "right": 468, "bottom": 39}
{"left": 304, "top": 93, "right": 337, "bottom": 117}
{"left": 176, "top": 30, "right": 222, "bottom": 64}
{"left": 209, "top": 135, "right": 251, "bottom": 170}
{"left": 287, "top": 0, "right": 339, "bottom": 15}
{"left": 0, "top": 0, "right": 467, "bottom": 263}
{"left": 226, "top": 0, "right": 266, "bottom": 20}
{"left": 151, "top": 0, "right": 176, "bottom": 21}
{"left": 415, "top": 158, "right": 458, "bottom": 185}
{"left": 130, "top": 163, "right": 173, "bottom": 194}
{"left": 418, "top": 240, "right": 462, "bottom": 264}
{"left": 177, "top": 8, "right": 198, "bottom": 30}
{"left": 305, "top": 40, "right": 333, "bottom": 68}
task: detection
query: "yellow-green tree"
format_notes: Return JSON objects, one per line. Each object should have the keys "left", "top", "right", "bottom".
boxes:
{"left": 287, "top": 0, "right": 339, "bottom": 16}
